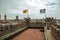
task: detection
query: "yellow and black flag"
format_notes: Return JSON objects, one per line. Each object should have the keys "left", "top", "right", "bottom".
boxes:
{"left": 40, "top": 9, "right": 46, "bottom": 13}
{"left": 23, "top": 9, "right": 28, "bottom": 14}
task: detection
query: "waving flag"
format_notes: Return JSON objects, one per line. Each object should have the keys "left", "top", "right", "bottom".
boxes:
{"left": 40, "top": 9, "right": 46, "bottom": 13}
{"left": 23, "top": 9, "right": 28, "bottom": 14}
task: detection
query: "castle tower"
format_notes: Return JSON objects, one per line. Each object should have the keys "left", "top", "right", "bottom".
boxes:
{"left": 16, "top": 15, "right": 19, "bottom": 21}
{"left": 4, "top": 14, "right": 7, "bottom": 20}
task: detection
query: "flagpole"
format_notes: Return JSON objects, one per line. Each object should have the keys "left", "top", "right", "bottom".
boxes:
{"left": 0, "top": 14, "right": 1, "bottom": 20}
{"left": 45, "top": 11, "right": 46, "bottom": 26}
{"left": 40, "top": 9, "right": 46, "bottom": 26}
{"left": 27, "top": 13, "right": 29, "bottom": 18}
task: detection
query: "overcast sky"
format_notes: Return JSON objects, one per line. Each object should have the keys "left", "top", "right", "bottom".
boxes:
{"left": 0, "top": 0, "right": 60, "bottom": 19}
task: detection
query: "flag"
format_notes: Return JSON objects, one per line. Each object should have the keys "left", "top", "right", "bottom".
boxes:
{"left": 23, "top": 9, "right": 28, "bottom": 14}
{"left": 40, "top": 9, "right": 46, "bottom": 13}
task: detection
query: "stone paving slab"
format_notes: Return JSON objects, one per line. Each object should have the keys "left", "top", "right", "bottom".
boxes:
{"left": 44, "top": 27, "right": 56, "bottom": 40}
{"left": 11, "top": 28, "right": 44, "bottom": 40}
